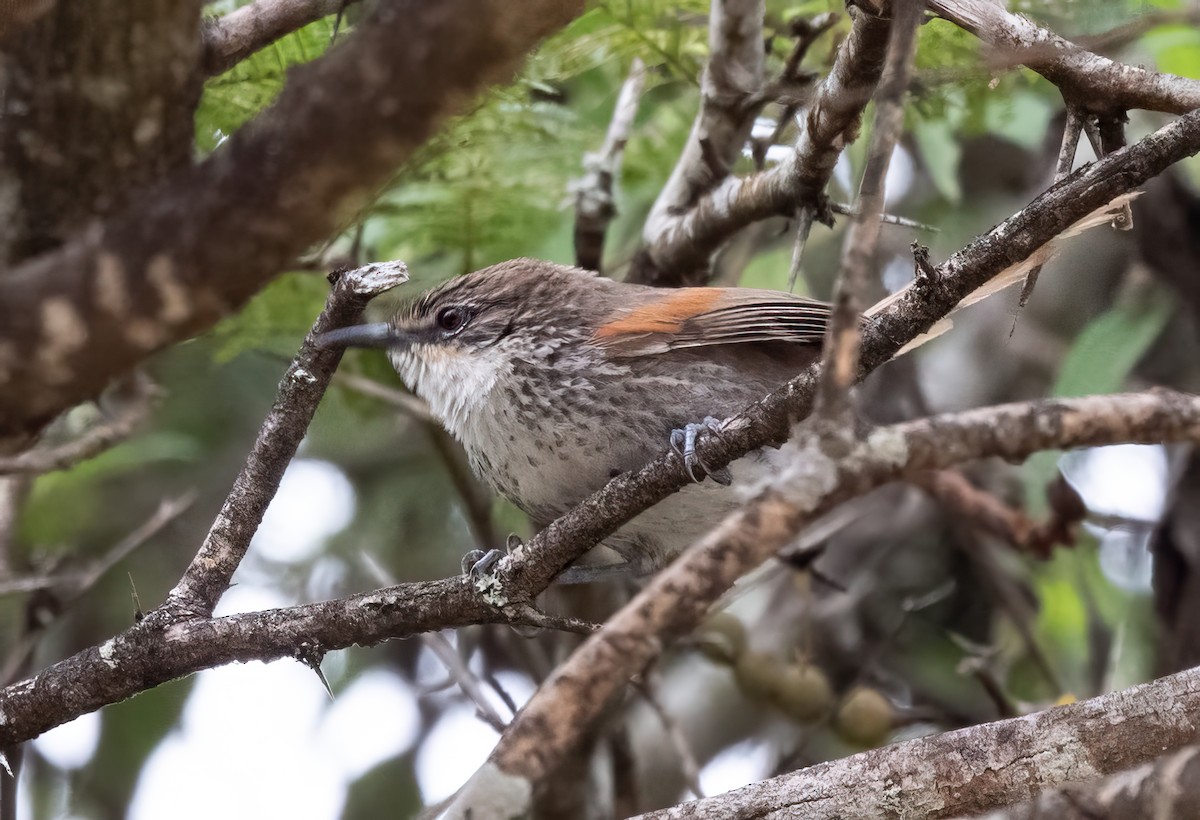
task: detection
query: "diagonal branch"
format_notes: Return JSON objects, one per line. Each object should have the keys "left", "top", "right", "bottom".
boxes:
{"left": 0, "top": 0, "right": 585, "bottom": 443}
{"left": 160, "top": 261, "right": 408, "bottom": 619}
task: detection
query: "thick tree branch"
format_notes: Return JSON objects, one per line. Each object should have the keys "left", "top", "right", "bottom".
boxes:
{"left": 634, "top": 666, "right": 1200, "bottom": 819}
{"left": 928, "top": 0, "right": 1200, "bottom": 115}
{"left": 0, "top": 0, "right": 204, "bottom": 264}
{"left": 201, "top": 0, "right": 354, "bottom": 76}
{"left": 452, "top": 391, "right": 1200, "bottom": 817}
{"left": 959, "top": 743, "right": 1200, "bottom": 820}
{"left": 161, "top": 261, "right": 408, "bottom": 619}
{"left": 632, "top": 6, "right": 889, "bottom": 284}
{"left": 0, "top": 0, "right": 585, "bottom": 442}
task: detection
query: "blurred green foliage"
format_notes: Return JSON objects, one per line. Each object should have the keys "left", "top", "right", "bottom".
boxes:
{"left": 12, "top": 0, "right": 1200, "bottom": 816}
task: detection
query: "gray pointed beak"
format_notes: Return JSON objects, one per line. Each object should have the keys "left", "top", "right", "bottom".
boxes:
{"left": 315, "top": 322, "right": 411, "bottom": 350}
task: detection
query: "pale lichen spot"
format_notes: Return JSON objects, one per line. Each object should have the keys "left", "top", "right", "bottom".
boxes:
{"left": 291, "top": 367, "right": 316, "bottom": 384}
{"left": 864, "top": 427, "right": 910, "bottom": 468}
{"left": 98, "top": 638, "right": 119, "bottom": 668}
{"left": 473, "top": 571, "right": 509, "bottom": 609}
{"left": 126, "top": 319, "right": 166, "bottom": 351}
{"left": 94, "top": 252, "right": 130, "bottom": 317}
{"left": 146, "top": 255, "right": 190, "bottom": 325}
{"left": 37, "top": 298, "right": 89, "bottom": 385}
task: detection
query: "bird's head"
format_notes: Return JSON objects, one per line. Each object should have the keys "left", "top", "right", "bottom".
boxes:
{"left": 318, "top": 259, "right": 607, "bottom": 435}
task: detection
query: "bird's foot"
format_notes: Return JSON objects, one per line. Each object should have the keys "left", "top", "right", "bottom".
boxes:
{"left": 461, "top": 534, "right": 523, "bottom": 579}
{"left": 461, "top": 548, "right": 502, "bottom": 578}
{"left": 669, "top": 416, "right": 732, "bottom": 486}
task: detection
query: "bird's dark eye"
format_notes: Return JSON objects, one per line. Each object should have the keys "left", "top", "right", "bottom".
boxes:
{"left": 435, "top": 306, "right": 470, "bottom": 333}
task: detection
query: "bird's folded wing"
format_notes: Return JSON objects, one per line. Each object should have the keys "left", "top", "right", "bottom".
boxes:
{"left": 593, "top": 288, "right": 832, "bottom": 356}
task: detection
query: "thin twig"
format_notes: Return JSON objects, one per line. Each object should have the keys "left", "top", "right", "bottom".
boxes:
{"left": 816, "top": 0, "right": 922, "bottom": 419}
{"left": 331, "top": 371, "right": 434, "bottom": 422}
{"left": 914, "top": 469, "right": 1085, "bottom": 559}
{"left": 1, "top": 491, "right": 198, "bottom": 685}
{"left": 0, "top": 374, "right": 158, "bottom": 476}
{"left": 641, "top": 0, "right": 766, "bottom": 270}
{"left": 160, "top": 261, "right": 408, "bottom": 620}
{"left": 828, "top": 201, "right": 938, "bottom": 231}
{"left": 423, "top": 632, "right": 509, "bottom": 733}
{"left": 572, "top": 58, "right": 646, "bottom": 273}
{"left": 1012, "top": 108, "right": 1086, "bottom": 319}
{"left": 635, "top": 671, "right": 706, "bottom": 799}
{"left": 786, "top": 206, "right": 817, "bottom": 292}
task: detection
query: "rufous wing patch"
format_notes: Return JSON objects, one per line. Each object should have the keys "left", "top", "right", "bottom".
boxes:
{"left": 593, "top": 288, "right": 723, "bottom": 340}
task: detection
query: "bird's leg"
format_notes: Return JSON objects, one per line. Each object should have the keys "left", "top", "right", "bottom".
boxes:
{"left": 669, "top": 416, "right": 732, "bottom": 485}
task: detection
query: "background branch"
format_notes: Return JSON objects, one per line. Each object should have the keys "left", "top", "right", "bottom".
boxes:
{"left": 817, "top": 0, "right": 923, "bottom": 417}
{"left": 928, "top": 0, "right": 1200, "bottom": 115}
{"left": 572, "top": 58, "right": 647, "bottom": 273}
{"left": 201, "top": 0, "right": 354, "bottom": 76}
{"left": 632, "top": 6, "right": 890, "bottom": 285}
{"left": 638, "top": 0, "right": 766, "bottom": 280}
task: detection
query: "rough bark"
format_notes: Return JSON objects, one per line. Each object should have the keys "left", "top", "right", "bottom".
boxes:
{"left": 0, "top": 0, "right": 585, "bottom": 443}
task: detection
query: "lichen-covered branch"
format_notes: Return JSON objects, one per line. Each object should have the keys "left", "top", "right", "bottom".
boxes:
{"left": 635, "top": 667, "right": 1200, "bottom": 819}
{"left": 636, "top": 0, "right": 765, "bottom": 281}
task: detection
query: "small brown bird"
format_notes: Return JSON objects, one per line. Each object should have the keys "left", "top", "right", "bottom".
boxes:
{"left": 318, "top": 196, "right": 1132, "bottom": 580}
{"left": 319, "top": 258, "right": 832, "bottom": 581}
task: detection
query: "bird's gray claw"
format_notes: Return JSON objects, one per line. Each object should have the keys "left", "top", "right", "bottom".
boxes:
{"left": 462, "top": 548, "right": 504, "bottom": 578}
{"left": 670, "top": 416, "right": 730, "bottom": 485}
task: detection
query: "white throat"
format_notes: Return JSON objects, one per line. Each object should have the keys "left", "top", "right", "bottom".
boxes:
{"left": 389, "top": 344, "right": 507, "bottom": 442}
